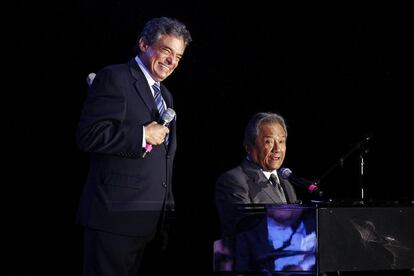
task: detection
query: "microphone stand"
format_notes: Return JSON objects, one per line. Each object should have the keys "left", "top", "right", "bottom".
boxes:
{"left": 317, "top": 134, "right": 372, "bottom": 202}
{"left": 357, "top": 138, "right": 372, "bottom": 203}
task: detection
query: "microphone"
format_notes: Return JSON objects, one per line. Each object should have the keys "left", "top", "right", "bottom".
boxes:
{"left": 279, "top": 167, "right": 324, "bottom": 197}
{"left": 160, "top": 108, "right": 176, "bottom": 127}
{"left": 142, "top": 108, "right": 176, "bottom": 158}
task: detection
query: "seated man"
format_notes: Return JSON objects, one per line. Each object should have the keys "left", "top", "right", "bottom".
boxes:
{"left": 214, "top": 112, "right": 314, "bottom": 273}
{"left": 215, "top": 112, "right": 299, "bottom": 237}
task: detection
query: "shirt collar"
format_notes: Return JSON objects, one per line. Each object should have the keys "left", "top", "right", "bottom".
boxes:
{"left": 246, "top": 156, "right": 280, "bottom": 182}
{"left": 134, "top": 56, "right": 159, "bottom": 87}
{"left": 262, "top": 170, "right": 280, "bottom": 182}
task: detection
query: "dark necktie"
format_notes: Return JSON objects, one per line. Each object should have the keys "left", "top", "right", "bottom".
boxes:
{"left": 269, "top": 173, "right": 287, "bottom": 203}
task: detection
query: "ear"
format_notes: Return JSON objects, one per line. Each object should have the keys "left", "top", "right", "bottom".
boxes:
{"left": 138, "top": 37, "right": 149, "bottom": 52}
{"left": 244, "top": 144, "right": 250, "bottom": 154}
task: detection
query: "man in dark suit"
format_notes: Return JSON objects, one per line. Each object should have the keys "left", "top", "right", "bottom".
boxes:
{"left": 215, "top": 112, "right": 298, "bottom": 237}
{"left": 76, "top": 17, "right": 192, "bottom": 276}
{"left": 214, "top": 112, "right": 300, "bottom": 273}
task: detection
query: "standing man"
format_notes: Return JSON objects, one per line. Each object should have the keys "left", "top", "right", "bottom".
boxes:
{"left": 76, "top": 17, "right": 192, "bottom": 276}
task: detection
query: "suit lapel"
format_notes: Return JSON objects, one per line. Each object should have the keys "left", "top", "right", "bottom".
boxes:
{"left": 261, "top": 183, "right": 283, "bottom": 203}
{"left": 278, "top": 176, "right": 298, "bottom": 204}
{"left": 241, "top": 159, "right": 283, "bottom": 203}
{"left": 128, "top": 59, "right": 157, "bottom": 114}
{"left": 279, "top": 178, "right": 291, "bottom": 203}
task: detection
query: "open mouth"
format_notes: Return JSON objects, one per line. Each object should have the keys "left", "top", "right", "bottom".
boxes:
{"left": 270, "top": 156, "right": 281, "bottom": 161}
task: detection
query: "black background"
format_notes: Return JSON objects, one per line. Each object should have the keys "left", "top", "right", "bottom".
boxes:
{"left": 5, "top": 1, "right": 414, "bottom": 275}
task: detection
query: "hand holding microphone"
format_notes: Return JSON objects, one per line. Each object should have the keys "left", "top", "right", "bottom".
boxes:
{"left": 144, "top": 122, "right": 170, "bottom": 144}
{"left": 142, "top": 108, "right": 176, "bottom": 158}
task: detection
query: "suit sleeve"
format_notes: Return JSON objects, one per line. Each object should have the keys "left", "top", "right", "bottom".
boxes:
{"left": 215, "top": 172, "right": 253, "bottom": 237}
{"left": 76, "top": 67, "right": 142, "bottom": 157}
{"left": 215, "top": 173, "right": 252, "bottom": 204}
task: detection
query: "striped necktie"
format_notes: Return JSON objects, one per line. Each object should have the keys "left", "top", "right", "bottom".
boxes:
{"left": 152, "top": 82, "right": 165, "bottom": 116}
{"left": 152, "top": 82, "right": 169, "bottom": 145}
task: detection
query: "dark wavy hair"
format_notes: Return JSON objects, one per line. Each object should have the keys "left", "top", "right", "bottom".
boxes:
{"left": 134, "top": 16, "right": 192, "bottom": 54}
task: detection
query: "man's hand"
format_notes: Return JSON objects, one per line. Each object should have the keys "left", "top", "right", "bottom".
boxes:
{"left": 144, "top": 121, "right": 170, "bottom": 145}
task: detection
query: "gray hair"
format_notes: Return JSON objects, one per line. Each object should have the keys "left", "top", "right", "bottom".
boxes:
{"left": 243, "top": 112, "right": 288, "bottom": 148}
{"left": 136, "top": 17, "right": 192, "bottom": 52}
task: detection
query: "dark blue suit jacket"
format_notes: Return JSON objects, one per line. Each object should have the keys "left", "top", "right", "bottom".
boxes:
{"left": 76, "top": 59, "right": 177, "bottom": 236}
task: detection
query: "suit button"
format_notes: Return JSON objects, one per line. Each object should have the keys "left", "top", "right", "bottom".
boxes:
{"left": 162, "top": 182, "right": 167, "bottom": 188}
